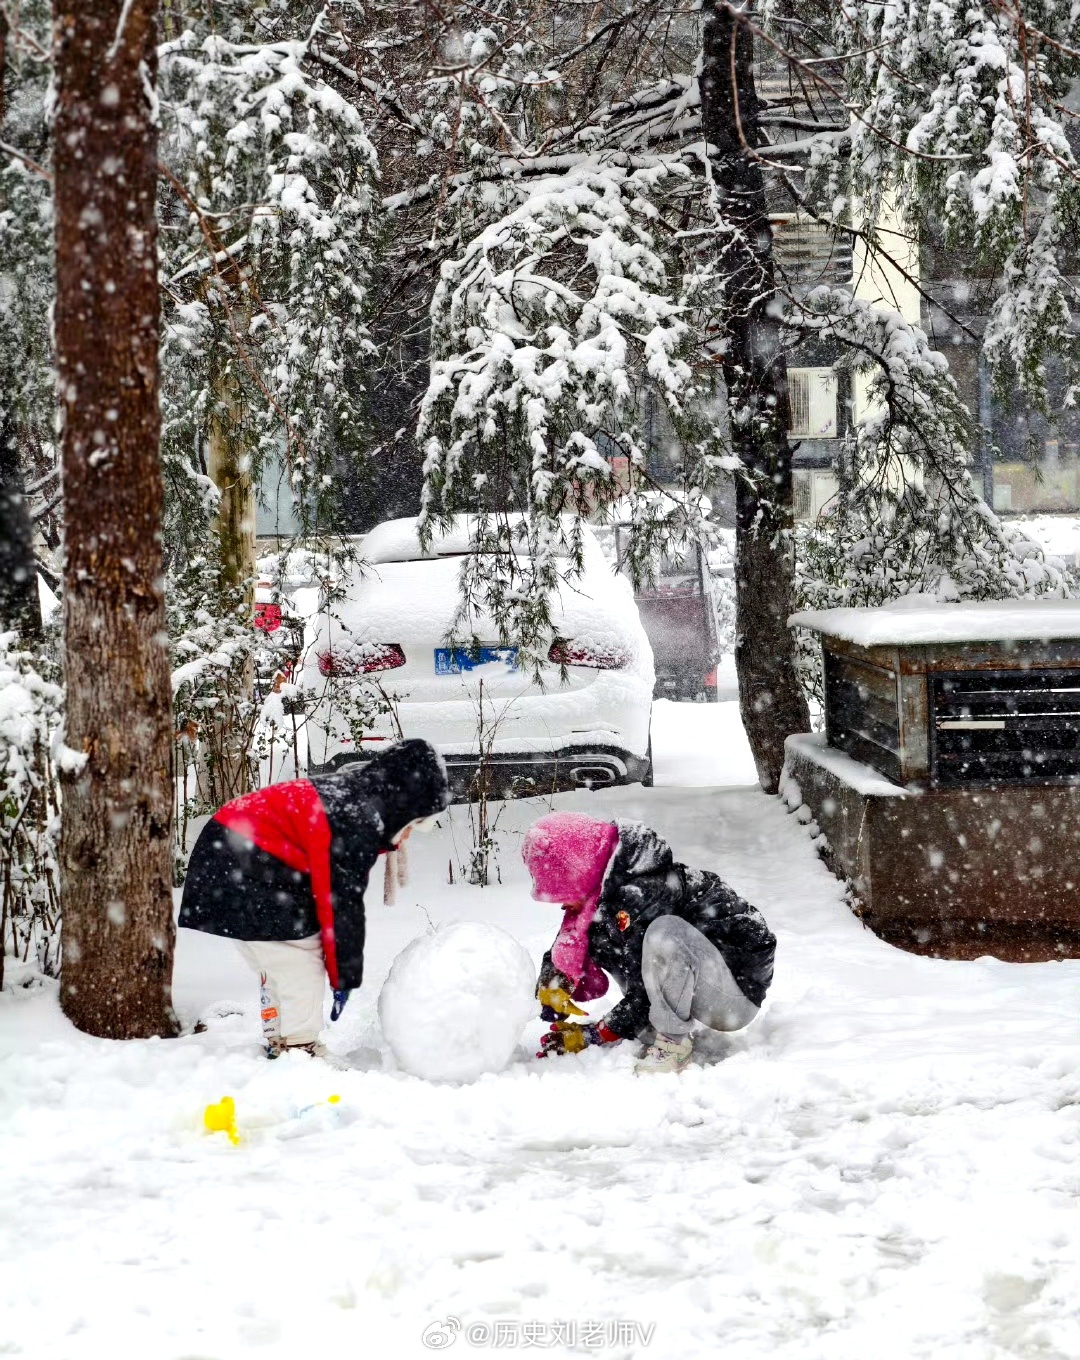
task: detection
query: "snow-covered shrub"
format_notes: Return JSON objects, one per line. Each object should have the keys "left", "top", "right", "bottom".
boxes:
{"left": 169, "top": 562, "right": 259, "bottom": 872}
{"left": 0, "top": 634, "right": 62, "bottom": 986}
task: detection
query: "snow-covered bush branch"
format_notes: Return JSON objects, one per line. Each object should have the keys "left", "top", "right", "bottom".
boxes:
{"left": 789, "top": 287, "right": 1071, "bottom": 698}
{"left": 790, "top": 286, "right": 1068, "bottom": 602}
{"left": 0, "top": 633, "right": 62, "bottom": 985}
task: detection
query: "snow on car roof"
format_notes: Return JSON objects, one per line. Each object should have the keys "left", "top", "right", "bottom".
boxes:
{"left": 314, "top": 520, "right": 648, "bottom": 661}
{"left": 362, "top": 517, "right": 459, "bottom": 563}
{"left": 361, "top": 513, "right": 611, "bottom": 565}
{"left": 364, "top": 514, "right": 538, "bottom": 564}
{"left": 790, "top": 598, "right": 1080, "bottom": 646}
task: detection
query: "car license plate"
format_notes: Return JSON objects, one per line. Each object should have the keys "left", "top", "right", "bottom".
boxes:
{"left": 434, "top": 646, "right": 519, "bottom": 675}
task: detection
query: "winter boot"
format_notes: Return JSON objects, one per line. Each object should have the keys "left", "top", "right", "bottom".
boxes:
{"left": 265, "top": 1038, "right": 318, "bottom": 1060}
{"left": 266, "top": 1039, "right": 349, "bottom": 1069}
{"left": 634, "top": 1033, "right": 693, "bottom": 1075}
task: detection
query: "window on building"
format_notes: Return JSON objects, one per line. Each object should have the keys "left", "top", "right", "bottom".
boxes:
{"left": 788, "top": 368, "right": 838, "bottom": 439}
{"left": 772, "top": 214, "right": 853, "bottom": 287}
{"left": 987, "top": 357, "right": 1080, "bottom": 513}
{"left": 793, "top": 468, "right": 840, "bottom": 522}
{"left": 793, "top": 471, "right": 813, "bottom": 521}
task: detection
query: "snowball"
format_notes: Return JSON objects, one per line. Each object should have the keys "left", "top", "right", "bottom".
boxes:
{"left": 378, "top": 922, "right": 537, "bottom": 1083}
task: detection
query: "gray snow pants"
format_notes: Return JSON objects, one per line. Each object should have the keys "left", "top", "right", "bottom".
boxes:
{"left": 641, "top": 916, "right": 760, "bottom": 1039}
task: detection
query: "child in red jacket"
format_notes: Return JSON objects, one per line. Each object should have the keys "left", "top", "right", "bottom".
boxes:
{"left": 180, "top": 739, "right": 449, "bottom": 1056}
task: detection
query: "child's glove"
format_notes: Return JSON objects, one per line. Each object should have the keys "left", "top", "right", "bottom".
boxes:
{"left": 537, "top": 984, "right": 587, "bottom": 1022}
{"left": 537, "top": 1020, "right": 621, "bottom": 1058}
{"left": 330, "top": 989, "right": 350, "bottom": 1022}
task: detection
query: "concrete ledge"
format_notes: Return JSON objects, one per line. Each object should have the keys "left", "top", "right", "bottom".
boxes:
{"left": 783, "top": 733, "right": 1080, "bottom": 962}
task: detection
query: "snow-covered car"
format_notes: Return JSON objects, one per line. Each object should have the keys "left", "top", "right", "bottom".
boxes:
{"left": 615, "top": 529, "right": 722, "bottom": 702}
{"left": 300, "top": 516, "right": 654, "bottom": 798}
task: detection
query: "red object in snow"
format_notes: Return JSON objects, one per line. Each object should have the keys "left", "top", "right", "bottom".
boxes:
{"left": 254, "top": 601, "right": 282, "bottom": 634}
{"left": 317, "top": 643, "right": 406, "bottom": 677}
{"left": 547, "top": 640, "right": 630, "bottom": 670}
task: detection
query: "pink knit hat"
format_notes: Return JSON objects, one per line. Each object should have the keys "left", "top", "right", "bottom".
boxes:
{"left": 523, "top": 813, "right": 619, "bottom": 990}
{"left": 522, "top": 812, "right": 619, "bottom": 905}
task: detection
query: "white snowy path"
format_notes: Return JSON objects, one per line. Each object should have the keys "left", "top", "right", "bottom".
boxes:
{"left": 3, "top": 702, "right": 1080, "bottom": 1360}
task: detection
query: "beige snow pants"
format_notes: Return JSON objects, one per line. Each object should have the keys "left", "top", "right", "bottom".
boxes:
{"left": 236, "top": 933, "right": 326, "bottom": 1048}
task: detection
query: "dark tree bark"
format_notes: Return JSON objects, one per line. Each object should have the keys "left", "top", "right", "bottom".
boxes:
{"left": 0, "top": 410, "right": 42, "bottom": 641}
{"left": 53, "top": 0, "right": 177, "bottom": 1038}
{"left": 699, "top": 0, "right": 810, "bottom": 791}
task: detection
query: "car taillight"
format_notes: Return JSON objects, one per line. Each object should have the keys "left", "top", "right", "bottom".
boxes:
{"left": 548, "top": 641, "right": 630, "bottom": 670}
{"left": 318, "top": 643, "right": 406, "bottom": 677}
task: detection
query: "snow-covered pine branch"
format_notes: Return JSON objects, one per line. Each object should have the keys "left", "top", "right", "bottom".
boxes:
{"left": 0, "top": 0, "right": 58, "bottom": 558}
{"left": 834, "top": 0, "right": 1080, "bottom": 404}
{"left": 416, "top": 161, "right": 717, "bottom": 666}
{"left": 158, "top": 11, "right": 379, "bottom": 546}
{"left": 789, "top": 288, "right": 1069, "bottom": 624}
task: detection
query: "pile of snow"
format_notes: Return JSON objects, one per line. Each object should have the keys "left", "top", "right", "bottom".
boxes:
{"left": 1007, "top": 514, "right": 1080, "bottom": 569}
{"left": 378, "top": 921, "right": 536, "bottom": 1082}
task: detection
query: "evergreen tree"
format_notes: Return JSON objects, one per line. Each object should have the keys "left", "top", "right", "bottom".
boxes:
{"left": 0, "top": 0, "right": 54, "bottom": 640}
{"left": 405, "top": 0, "right": 1079, "bottom": 787}
{"left": 158, "top": 2, "right": 380, "bottom": 565}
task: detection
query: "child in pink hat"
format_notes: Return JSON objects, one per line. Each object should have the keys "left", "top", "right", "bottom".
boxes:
{"left": 522, "top": 811, "right": 775, "bottom": 1073}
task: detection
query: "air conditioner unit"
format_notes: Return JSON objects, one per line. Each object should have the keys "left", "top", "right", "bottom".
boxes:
{"left": 789, "top": 368, "right": 837, "bottom": 439}
{"left": 793, "top": 471, "right": 813, "bottom": 521}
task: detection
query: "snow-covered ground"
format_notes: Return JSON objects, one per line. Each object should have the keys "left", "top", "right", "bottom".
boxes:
{"left": 1010, "top": 514, "right": 1080, "bottom": 570}
{"left": 3, "top": 702, "right": 1080, "bottom": 1360}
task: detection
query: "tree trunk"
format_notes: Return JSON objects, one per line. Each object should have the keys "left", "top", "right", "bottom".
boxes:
{"left": 698, "top": 0, "right": 810, "bottom": 792}
{"left": 207, "top": 360, "right": 256, "bottom": 599}
{"left": 203, "top": 356, "right": 256, "bottom": 804}
{"left": 53, "top": 0, "right": 178, "bottom": 1038}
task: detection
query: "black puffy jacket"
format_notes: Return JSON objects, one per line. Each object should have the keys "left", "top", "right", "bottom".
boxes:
{"left": 543, "top": 820, "right": 776, "bottom": 1039}
{"left": 179, "top": 739, "right": 449, "bottom": 991}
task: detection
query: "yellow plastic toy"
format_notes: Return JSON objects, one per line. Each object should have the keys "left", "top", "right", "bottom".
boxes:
{"left": 296, "top": 1094, "right": 342, "bottom": 1116}
{"left": 203, "top": 1096, "right": 240, "bottom": 1146}
{"left": 203, "top": 1094, "right": 341, "bottom": 1146}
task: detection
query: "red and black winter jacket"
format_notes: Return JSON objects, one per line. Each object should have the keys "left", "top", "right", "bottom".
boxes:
{"left": 179, "top": 739, "right": 449, "bottom": 991}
